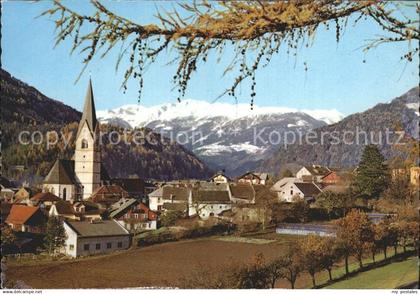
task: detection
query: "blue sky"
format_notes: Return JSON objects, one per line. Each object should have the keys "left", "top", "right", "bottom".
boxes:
{"left": 2, "top": 1, "right": 419, "bottom": 115}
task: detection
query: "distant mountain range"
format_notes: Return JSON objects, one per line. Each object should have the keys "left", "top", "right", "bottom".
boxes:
{"left": 97, "top": 100, "right": 343, "bottom": 175}
{"left": 1, "top": 69, "right": 211, "bottom": 182}
{"left": 262, "top": 87, "right": 419, "bottom": 174}
{"left": 3, "top": 68, "right": 417, "bottom": 181}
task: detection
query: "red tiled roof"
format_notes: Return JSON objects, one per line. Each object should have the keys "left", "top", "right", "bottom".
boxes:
{"left": 31, "top": 192, "right": 61, "bottom": 202}
{"left": 6, "top": 205, "right": 40, "bottom": 225}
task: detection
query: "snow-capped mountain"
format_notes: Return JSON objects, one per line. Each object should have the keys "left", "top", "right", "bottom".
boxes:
{"left": 97, "top": 99, "right": 344, "bottom": 176}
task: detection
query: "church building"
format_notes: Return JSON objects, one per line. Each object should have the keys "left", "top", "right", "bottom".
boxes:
{"left": 43, "top": 80, "right": 109, "bottom": 201}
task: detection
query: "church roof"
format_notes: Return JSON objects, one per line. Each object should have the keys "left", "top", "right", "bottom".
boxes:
{"left": 44, "top": 159, "right": 109, "bottom": 185}
{"left": 44, "top": 159, "right": 78, "bottom": 185}
{"left": 77, "top": 79, "right": 98, "bottom": 138}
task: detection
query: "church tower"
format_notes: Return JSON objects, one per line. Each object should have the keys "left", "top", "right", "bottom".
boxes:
{"left": 74, "top": 80, "right": 101, "bottom": 199}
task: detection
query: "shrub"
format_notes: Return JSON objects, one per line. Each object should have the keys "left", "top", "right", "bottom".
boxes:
{"left": 136, "top": 222, "right": 235, "bottom": 247}
{"left": 160, "top": 210, "right": 184, "bottom": 227}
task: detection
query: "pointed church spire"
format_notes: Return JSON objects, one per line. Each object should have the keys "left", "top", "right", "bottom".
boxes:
{"left": 77, "top": 79, "right": 98, "bottom": 136}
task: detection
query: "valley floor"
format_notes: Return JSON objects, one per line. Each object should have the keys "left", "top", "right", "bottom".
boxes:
{"left": 4, "top": 234, "right": 418, "bottom": 289}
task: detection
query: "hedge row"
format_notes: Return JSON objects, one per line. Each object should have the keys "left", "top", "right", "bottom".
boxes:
{"left": 137, "top": 223, "right": 235, "bottom": 247}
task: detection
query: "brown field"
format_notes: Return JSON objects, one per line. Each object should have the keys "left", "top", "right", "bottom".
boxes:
{"left": 5, "top": 238, "right": 297, "bottom": 289}
{"left": 5, "top": 235, "right": 411, "bottom": 289}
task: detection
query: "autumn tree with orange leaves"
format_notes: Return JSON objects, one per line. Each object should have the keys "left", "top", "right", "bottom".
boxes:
{"left": 42, "top": 1, "right": 419, "bottom": 106}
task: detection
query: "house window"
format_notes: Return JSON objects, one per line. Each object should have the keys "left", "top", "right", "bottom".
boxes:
{"left": 107, "top": 242, "right": 112, "bottom": 249}
{"left": 81, "top": 139, "right": 88, "bottom": 149}
{"left": 134, "top": 213, "right": 139, "bottom": 219}
{"left": 84, "top": 244, "right": 90, "bottom": 251}
{"left": 219, "top": 206, "right": 222, "bottom": 209}
{"left": 117, "top": 242, "right": 123, "bottom": 248}
{"left": 290, "top": 190, "right": 293, "bottom": 195}
{"left": 63, "top": 188, "right": 67, "bottom": 201}
{"left": 96, "top": 243, "right": 101, "bottom": 250}
{"left": 69, "top": 244, "right": 74, "bottom": 250}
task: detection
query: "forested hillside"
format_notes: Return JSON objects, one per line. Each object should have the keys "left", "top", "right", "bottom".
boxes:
{"left": 1, "top": 69, "right": 212, "bottom": 183}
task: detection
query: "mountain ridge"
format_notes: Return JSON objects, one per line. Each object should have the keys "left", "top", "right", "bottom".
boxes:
{"left": 260, "top": 86, "right": 419, "bottom": 174}
{"left": 97, "top": 100, "right": 341, "bottom": 176}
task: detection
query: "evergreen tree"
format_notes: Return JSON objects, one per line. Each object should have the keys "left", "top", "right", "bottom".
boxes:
{"left": 354, "top": 145, "right": 389, "bottom": 200}
{"left": 44, "top": 217, "right": 66, "bottom": 254}
{"left": 280, "top": 169, "right": 294, "bottom": 178}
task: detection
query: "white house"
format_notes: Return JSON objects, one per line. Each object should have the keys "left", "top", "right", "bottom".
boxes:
{"left": 148, "top": 182, "right": 232, "bottom": 219}
{"left": 148, "top": 185, "right": 189, "bottom": 212}
{"left": 62, "top": 219, "right": 130, "bottom": 257}
{"left": 109, "top": 198, "right": 158, "bottom": 231}
{"left": 276, "top": 181, "right": 322, "bottom": 202}
{"left": 188, "top": 183, "right": 232, "bottom": 219}
{"left": 237, "top": 172, "right": 269, "bottom": 185}
{"left": 271, "top": 177, "right": 300, "bottom": 199}
{"left": 296, "top": 165, "right": 331, "bottom": 182}
{"left": 209, "top": 172, "right": 231, "bottom": 184}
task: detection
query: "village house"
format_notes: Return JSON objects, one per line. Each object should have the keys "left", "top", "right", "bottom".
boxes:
{"left": 0, "top": 176, "right": 18, "bottom": 202}
{"left": 110, "top": 198, "right": 158, "bottom": 231}
{"left": 148, "top": 185, "right": 190, "bottom": 212}
{"left": 6, "top": 205, "right": 47, "bottom": 233}
{"left": 229, "top": 182, "right": 256, "bottom": 204}
{"left": 29, "top": 192, "right": 62, "bottom": 210}
{"left": 144, "top": 181, "right": 158, "bottom": 195}
{"left": 276, "top": 181, "right": 322, "bottom": 202}
{"left": 271, "top": 177, "right": 299, "bottom": 196}
{"left": 49, "top": 200, "right": 103, "bottom": 221}
{"left": 148, "top": 182, "right": 233, "bottom": 219}
{"left": 391, "top": 168, "right": 407, "bottom": 179}
{"left": 189, "top": 183, "right": 232, "bottom": 219}
{"left": 237, "top": 172, "right": 269, "bottom": 185}
{"left": 410, "top": 166, "right": 419, "bottom": 187}
{"left": 90, "top": 185, "right": 130, "bottom": 209}
{"left": 42, "top": 80, "right": 110, "bottom": 201}
{"left": 209, "top": 171, "right": 231, "bottom": 183}
{"left": 296, "top": 165, "right": 331, "bottom": 182}
{"left": 222, "top": 185, "right": 276, "bottom": 224}
{"left": 14, "top": 187, "right": 38, "bottom": 204}
{"left": 62, "top": 219, "right": 131, "bottom": 257}
{"left": 321, "top": 170, "right": 342, "bottom": 185}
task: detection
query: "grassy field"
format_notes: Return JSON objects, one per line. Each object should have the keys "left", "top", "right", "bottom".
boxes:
{"left": 326, "top": 257, "right": 419, "bottom": 289}
{"left": 4, "top": 232, "right": 417, "bottom": 289}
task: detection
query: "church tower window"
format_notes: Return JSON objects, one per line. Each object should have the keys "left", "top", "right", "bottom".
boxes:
{"left": 81, "top": 139, "right": 88, "bottom": 149}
